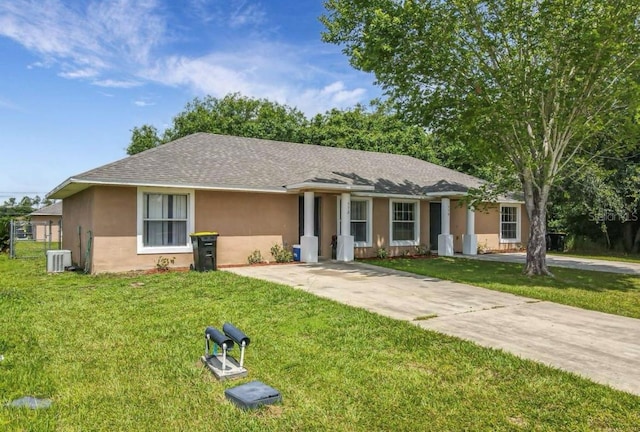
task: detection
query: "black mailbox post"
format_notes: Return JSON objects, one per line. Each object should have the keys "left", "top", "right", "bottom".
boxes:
{"left": 190, "top": 232, "right": 219, "bottom": 271}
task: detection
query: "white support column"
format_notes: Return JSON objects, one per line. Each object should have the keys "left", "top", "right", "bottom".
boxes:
{"left": 438, "top": 197, "right": 454, "bottom": 256}
{"left": 337, "top": 193, "right": 354, "bottom": 261}
{"left": 300, "top": 191, "right": 318, "bottom": 263}
{"left": 462, "top": 205, "right": 478, "bottom": 255}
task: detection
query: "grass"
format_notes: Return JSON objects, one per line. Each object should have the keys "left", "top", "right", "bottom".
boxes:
{"left": 1, "top": 256, "right": 640, "bottom": 431}
{"left": 10, "top": 241, "right": 60, "bottom": 259}
{"left": 370, "top": 257, "right": 640, "bottom": 319}
{"left": 549, "top": 250, "right": 640, "bottom": 264}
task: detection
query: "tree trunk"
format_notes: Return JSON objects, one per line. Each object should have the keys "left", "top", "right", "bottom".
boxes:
{"left": 524, "top": 205, "right": 552, "bottom": 276}
{"left": 521, "top": 170, "right": 552, "bottom": 276}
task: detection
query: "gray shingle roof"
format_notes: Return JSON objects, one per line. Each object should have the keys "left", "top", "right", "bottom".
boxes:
{"left": 49, "top": 133, "right": 486, "bottom": 198}
{"left": 29, "top": 201, "right": 62, "bottom": 216}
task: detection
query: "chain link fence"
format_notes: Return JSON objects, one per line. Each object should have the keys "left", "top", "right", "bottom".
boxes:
{"left": 9, "top": 219, "right": 62, "bottom": 259}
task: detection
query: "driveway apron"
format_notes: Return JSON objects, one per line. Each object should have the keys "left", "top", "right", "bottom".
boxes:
{"left": 226, "top": 261, "right": 640, "bottom": 396}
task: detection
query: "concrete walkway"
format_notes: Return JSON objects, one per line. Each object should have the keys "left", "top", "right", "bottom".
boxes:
{"left": 457, "top": 252, "right": 640, "bottom": 275}
{"left": 226, "top": 261, "right": 640, "bottom": 396}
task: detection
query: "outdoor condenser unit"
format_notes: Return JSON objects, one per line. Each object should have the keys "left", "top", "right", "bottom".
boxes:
{"left": 46, "top": 250, "right": 72, "bottom": 273}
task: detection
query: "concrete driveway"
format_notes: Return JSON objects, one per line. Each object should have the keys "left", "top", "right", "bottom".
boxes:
{"left": 457, "top": 252, "right": 640, "bottom": 275}
{"left": 226, "top": 261, "right": 640, "bottom": 396}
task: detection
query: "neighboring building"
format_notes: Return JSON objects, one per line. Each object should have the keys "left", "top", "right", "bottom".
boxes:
{"left": 29, "top": 201, "right": 62, "bottom": 242}
{"left": 47, "top": 133, "right": 528, "bottom": 273}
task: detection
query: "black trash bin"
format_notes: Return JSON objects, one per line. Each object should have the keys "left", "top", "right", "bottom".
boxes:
{"left": 546, "top": 232, "right": 566, "bottom": 251}
{"left": 190, "top": 232, "right": 219, "bottom": 271}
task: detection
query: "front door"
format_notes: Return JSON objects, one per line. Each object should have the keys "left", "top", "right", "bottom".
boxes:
{"left": 429, "top": 202, "right": 441, "bottom": 251}
{"left": 298, "top": 196, "right": 321, "bottom": 255}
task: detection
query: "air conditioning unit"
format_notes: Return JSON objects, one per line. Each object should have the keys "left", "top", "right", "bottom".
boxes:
{"left": 46, "top": 250, "right": 72, "bottom": 273}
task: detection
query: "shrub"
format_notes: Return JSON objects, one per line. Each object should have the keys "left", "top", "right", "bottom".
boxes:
{"left": 0, "top": 217, "right": 10, "bottom": 253}
{"left": 155, "top": 256, "right": 175, "bottom": 271}
{"left": 247, "top": 249, "right": 264, "bottom": 264}
{"left": 477, "top": 241, "right": 489, "bottom": 254}
{"left": 270, "top": 243, "right": 293, "bottom": 263}
{"left": 375, "top": 247, "right": 388, "bottom": 259}
{"left": 414, "top": 244, "right": 431, "bottom": 256}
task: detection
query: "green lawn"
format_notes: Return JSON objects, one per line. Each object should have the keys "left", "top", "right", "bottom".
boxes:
{"left": 369, "top": 257, "right": 640, "bottom": 319}
{"left": 1, "top": 256, "right": 639, "bottom": 431}
{"left": 10, "top": 241, "right": 60, "bottom": 259}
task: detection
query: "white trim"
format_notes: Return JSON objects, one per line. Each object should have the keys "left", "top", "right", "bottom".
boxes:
{"left": 137, "top": 187, "right": 195, "bottom": 254}
{"left": 337, "top": 196, "right": 373, "bottom": 247}
{"left": 389, "top": 199, "right": 420, "bottom": 246}
{"left": 499, "top": 203, "right": 521, "bottom": 244}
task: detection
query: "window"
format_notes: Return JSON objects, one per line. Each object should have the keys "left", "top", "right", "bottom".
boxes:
{"left": 390, "top": 200, "right": 420, "bottom": 246}
{"left": 137, "top": 188, "right": 194, "bottom": 254}
{"left": 337, "top": 197, "right": 372, "bottom": 247}
{"left": 500, "top": 204, "right": 521, "bottom": 243}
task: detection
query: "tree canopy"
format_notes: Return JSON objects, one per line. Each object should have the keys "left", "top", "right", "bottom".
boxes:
{"left": 322, "top": 0, "right": 640, "bottom": 275}
{"left": 127, "top": 95, "right": 443, "bottom": 165}
{"left": 126, "top": 94, "right": 308, "bottom": 155}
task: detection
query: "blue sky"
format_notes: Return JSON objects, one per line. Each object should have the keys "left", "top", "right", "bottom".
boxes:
{"left": 0, "top": 0, "right": 380, "bottom": 203}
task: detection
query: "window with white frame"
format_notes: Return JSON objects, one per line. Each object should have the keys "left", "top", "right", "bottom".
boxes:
{"left": 500, "top": 204, "right": 521, "bottom": 243}
{"left": 390, "top": 200, "right": 420, "bottom": 246}
{"left": 137, "top": 188, "right": 194, "bottom": 253}
{"left": 337, "top": 197, "right": 372, "bottom": 247}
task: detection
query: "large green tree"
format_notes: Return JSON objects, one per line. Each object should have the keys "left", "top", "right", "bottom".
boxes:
{"left": 549, "top": 139, "right": 640, "bottom": 253}
{"left": 127, "top": 95, "right": 444, "bottom": 165}
{"left": 322, "top": 0, "right": 640, "bottom": 275}
{"left": 304, "top": 101, "right": 438, "bottom": 162}
{"left": 127, "top": 93, "right": 308, "bottom": 155}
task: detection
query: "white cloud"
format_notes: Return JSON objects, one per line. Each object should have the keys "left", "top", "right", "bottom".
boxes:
{"left": 292, "top": 82, "right": 367, "bottom": 115}
{"left": 92, "top": 79, "right": 143, "bottom": 88}
{"left": 58, "top": 68, "right": 99, "bottom": 79}
{"left": 0, "top": 96, "right": 21, "bottom": 111}
{"left": 0, "top": 0, "right": 166, "bottom": 79}
{"left": 229, "top": 1, "right": 266, "bottom": 28}
{"left": 142, "top": 43, "right": 371, "bottom": 115}
{"left": 134, "top": 100, "right": 155, "bottom": 107}
{"left": 0, "top": 1, "right": 375, "bottom": 115}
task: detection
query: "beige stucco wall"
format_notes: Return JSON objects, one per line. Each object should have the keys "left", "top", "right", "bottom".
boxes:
{"left": 353, "top": 199, "right": 529, "bottom": 257}
{"left": 195, "top": 190, "right": 299, "bottom": 266}
{"left": 61, "top": 187, "right": 94, "bottom": 267}
{"left": 66, "top": 184, "right": 530, "bottom": 273}
{"left": 91, "top": 236, "right": 195, "bottom": 273}
{"left": 476, "top": 203, "right": 530, "bottom": 251}
{"left": 89, "top": 186, "right": 138, "bottom": 272}
{"left": 354, "top": 197, "right": 431, "bottom": 258}
{"left": 83, "top": 188, "right": 302, "bottom": 272}
{"left": 30, "top": 215, "right": 62, "bottom": 242}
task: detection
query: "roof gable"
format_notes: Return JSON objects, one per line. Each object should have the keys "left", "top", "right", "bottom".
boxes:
{"left": 48, "top": 133, "right": 485, "bottom": 199}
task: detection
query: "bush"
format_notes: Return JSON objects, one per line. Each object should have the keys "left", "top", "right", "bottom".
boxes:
{"left": 0, "top": 217, "right": 10, "bottom": 253}
{"left": 414, "top": 244, "right": 431, "bottom": 256}
{"left": 247, "top": 250, "right": 264, "bottom": 264}
{"left": 376, "top": 247, "right": 388, "bottom": 259}
{"left": 155, "top": 256, "right": 175, "bottom": 271}
{"left": 270, "top": 243, "right": 293, "bottom": 263}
